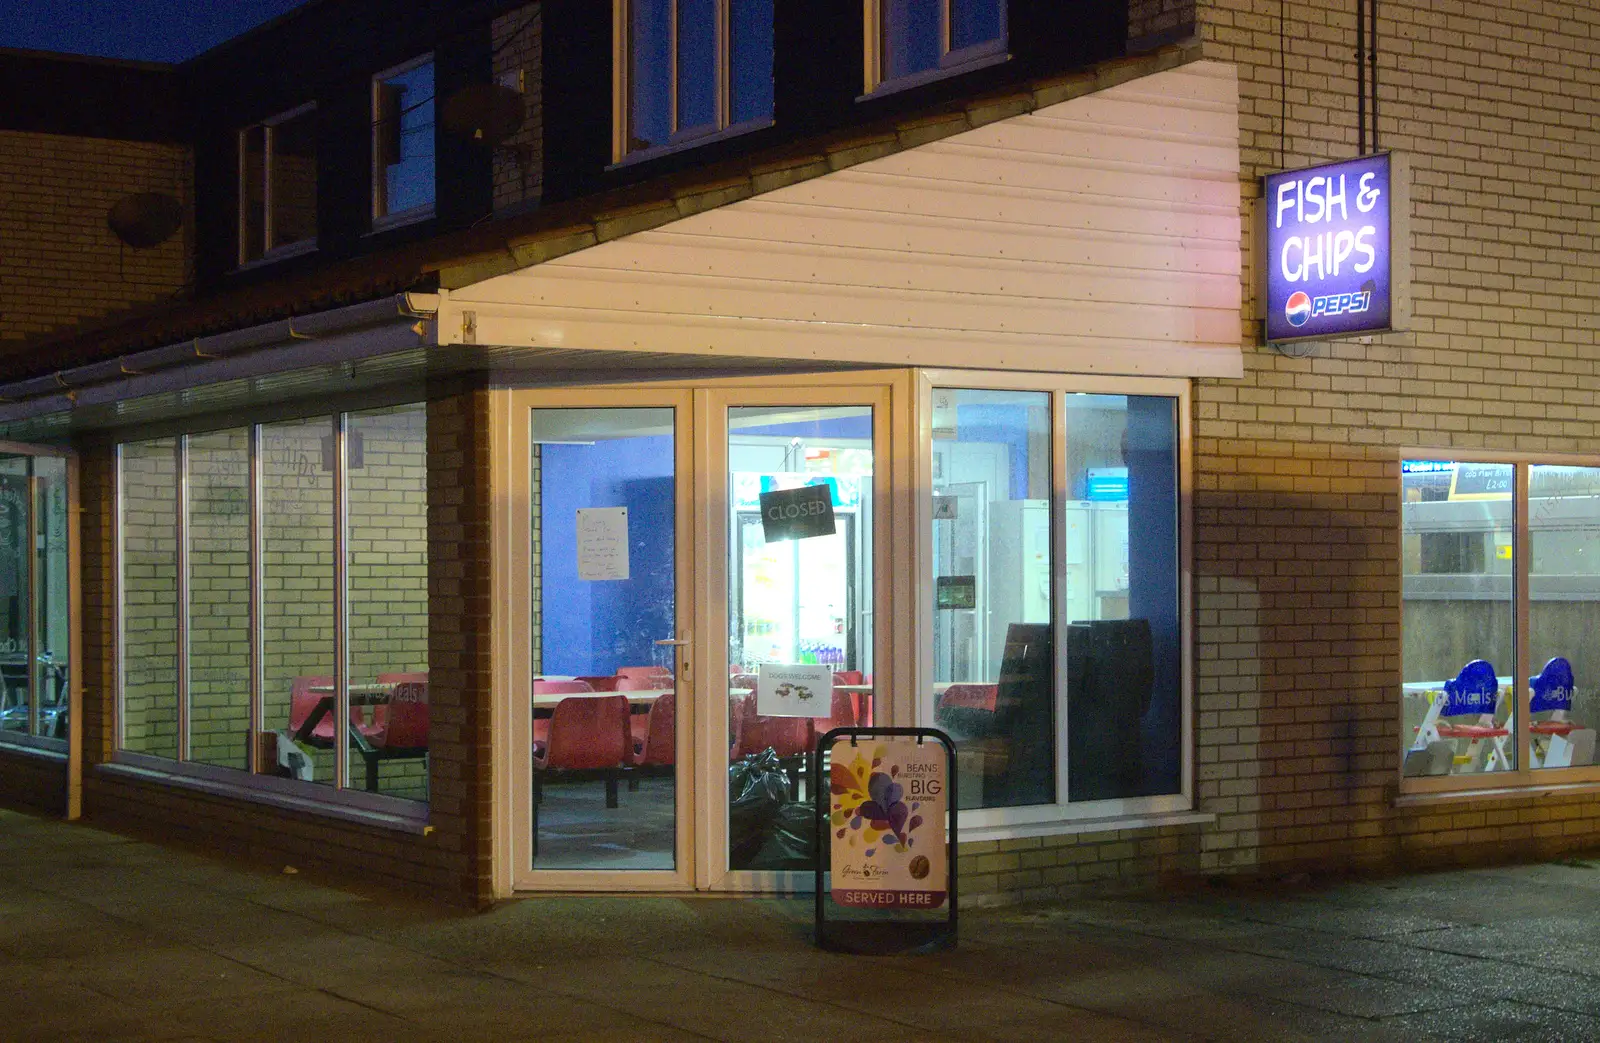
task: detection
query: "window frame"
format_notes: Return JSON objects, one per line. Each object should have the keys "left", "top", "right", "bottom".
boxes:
{"left": 610, "top": 0, "right": 775, "bottom": 165}
{"left": 370, "top": 54, "right": 437, "bottom": 230}
{"left": 862, "top": 0, "right": 1010, "bottom": 98}
{"left": 236, "top": 101, "right": 319, "bottom": 268}
{"left": 1398, "top": 449, "right": 1600, "bottom": 798}
{"left": 111, "top": 405, "right": 430, "bottom": 822}
{"left": 916, "top": 371, "right": 1199, "bottom": 842}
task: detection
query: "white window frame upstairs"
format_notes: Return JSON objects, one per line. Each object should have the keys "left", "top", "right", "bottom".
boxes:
{"left": 611, "top": 0, "right": 775, "bottom": 165}
{"left": 371, "top": 53, "right": 437, "bottom": 230}
{"left": 237, "top": 101, "right": 319, "bottom": 267}
{"left": 863, "top": 0, "right": 1010, "bottom": 98}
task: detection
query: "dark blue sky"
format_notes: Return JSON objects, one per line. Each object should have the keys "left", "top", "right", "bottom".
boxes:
{"left": 0, "top": 0, "right": 311, "bottom": 63}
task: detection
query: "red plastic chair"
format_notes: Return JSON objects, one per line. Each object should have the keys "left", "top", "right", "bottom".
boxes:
{"left": 533, "top": 694, "right": 633, "bottom": 804}
{"left": 533, "top": 679, "right": 593, "bottom": 747}
{"left": 615, "top": 675, "right": 662, "bottom": 692}
{"left": 730, "top": 694, "right": 812, "bottom": 799}
{"left": 373, "top": 671, "right": 428, "bottom": 736}
{"left": 833, "top": 670, "right": 864, "bottom": 686}
{"left": 631, "top": 691, "right": 676, "bottom": 768}
{"left": 287, "top": 675, "right": 338, "bottom": 744}
{"left": 574, "top": 675, "right": 620, "bottom": 691}
{"left": 373, "top": 681, "right": 430, "bottom": 750}
{"left": 815, "top": 688, "right": 859, "bottom": 737}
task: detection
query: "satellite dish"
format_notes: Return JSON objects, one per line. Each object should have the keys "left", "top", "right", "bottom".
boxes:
{"left": 439, "top": 83, "right": 525, "bottom": 147}
{"left": 107, "top": 192, "right": 183, "bottom": 249}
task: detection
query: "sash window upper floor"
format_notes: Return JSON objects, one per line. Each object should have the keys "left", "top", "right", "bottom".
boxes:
{"left": 613, "top": 0, "right": 775, "bottom": 163}
{"left": 238, "top": 103, "right": 318, "bottom": 266}
{"left": 867, "top": 0, "right": 1007, "bottom": 95}
{"left": 372, "top": 55, "right": 437, "bottom": 227}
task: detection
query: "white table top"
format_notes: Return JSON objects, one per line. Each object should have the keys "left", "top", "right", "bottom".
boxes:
{"left": 532, "top": 689, "right": 669, "bottom": 709}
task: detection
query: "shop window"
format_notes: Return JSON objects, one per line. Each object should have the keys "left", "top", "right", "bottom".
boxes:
{"left": 372, "top": 56, "right": 436, "bottom": 225}
{"left": 238, "top": 104, "right": 318, "bottom": 264}
{"left": 870, "top": 0, "right": 1006, "bottom": 93}
{"left": 616, "top": 0, "right": 774, "bottom": 159}
{"left": 115, "top": 406, "right": 429, "bottom": 809}
{"left": 187, "top": 431, "right": 251, "bottom": 769}
{"left": 120, "top": 439, "right": 180, "bottom": 759}
{"left": 1, "top": 453, "right": 71, "bottom": 744}
{"left": 927, "top": 386, "right": 1184, "bottom": 823}
{"left": 1402, "top": 460, "right": 1600, "bottom": 784}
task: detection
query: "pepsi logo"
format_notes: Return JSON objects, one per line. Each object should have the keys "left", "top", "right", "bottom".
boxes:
{"left": 1285, "top": 291, "right": 1312, "bottom": 327}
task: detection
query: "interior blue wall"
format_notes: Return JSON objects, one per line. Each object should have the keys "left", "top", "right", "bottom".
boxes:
{"left": 540, "top": 436, "right": 675, "bottom": 676}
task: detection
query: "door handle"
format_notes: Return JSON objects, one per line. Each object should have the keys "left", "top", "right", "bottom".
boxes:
{"left": 655, "top": 631, "right": 691, "bottom": 681}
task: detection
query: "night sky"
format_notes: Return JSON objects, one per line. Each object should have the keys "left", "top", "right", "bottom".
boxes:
{"left": 0, "top": 0, "right": 311, "bottom": 63}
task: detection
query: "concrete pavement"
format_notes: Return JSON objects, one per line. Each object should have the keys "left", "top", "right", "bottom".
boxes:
{"left": 3, "top": 808, "right": 1599, "bottom": 1041}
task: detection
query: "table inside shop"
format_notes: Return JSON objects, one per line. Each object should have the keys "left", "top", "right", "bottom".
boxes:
{"left": 295, "top": 683, "right": 399, "bottom": 791}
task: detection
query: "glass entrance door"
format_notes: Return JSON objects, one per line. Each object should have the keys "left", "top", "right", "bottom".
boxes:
{"left": 510, "top": 394, "right": 693, "bottom": 890}
{"left": 504, "top": 379, "right": 898, "bottom": 893}
{"left": 708, "top": 386, "right": 891, "bottom": 892}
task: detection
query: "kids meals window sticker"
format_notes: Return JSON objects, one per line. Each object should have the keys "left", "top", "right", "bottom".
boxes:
{"left": 1262, "top": 152, "right": 1409, "bottom": 344}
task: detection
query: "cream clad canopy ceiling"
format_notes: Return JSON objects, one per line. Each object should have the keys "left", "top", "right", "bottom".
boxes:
{"left": 442, "top": 60, "right": 1243, "bottom": 380}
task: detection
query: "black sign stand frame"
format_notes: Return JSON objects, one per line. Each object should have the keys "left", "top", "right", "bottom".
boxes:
{"left": 813, "top": 726, "right": 958, "bottom": 955}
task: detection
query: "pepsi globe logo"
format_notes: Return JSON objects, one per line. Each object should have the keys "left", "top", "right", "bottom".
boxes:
{"left": 1285, "top": 291, "right": 1312, "bottom": 327}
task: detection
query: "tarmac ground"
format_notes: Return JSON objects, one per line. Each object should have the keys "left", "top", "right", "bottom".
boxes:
{"left": 4, "top": 808, "right": 1600, "bottom": 1042}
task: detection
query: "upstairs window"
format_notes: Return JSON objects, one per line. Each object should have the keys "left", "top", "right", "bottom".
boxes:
{"left": 372, "top": 56, "right": 436, "bottom": 225}
{"left": 238, "top": 103, "right": 317, "bottom": 265}
{"left": 868, "top": 0, "right": 1006, "bottom": 93}
{"left": 615, "top": 0, "right": 774, "bottom": 160}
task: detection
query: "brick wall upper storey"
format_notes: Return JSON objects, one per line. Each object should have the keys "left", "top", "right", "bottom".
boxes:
{"left": 0, "top": 131, "right": 191, "bottom": 345}
{"left": 1192, "top": 0, "right": 1600, "bottom": 873}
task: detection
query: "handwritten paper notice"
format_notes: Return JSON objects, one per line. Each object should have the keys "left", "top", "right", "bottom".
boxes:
{"left": 576, "top": 507, "right": 630, "bottom": 581}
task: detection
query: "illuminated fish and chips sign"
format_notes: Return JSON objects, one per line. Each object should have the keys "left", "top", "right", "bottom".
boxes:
{"left": 1262, "top": 153, "right": 1409, "bottom": 344}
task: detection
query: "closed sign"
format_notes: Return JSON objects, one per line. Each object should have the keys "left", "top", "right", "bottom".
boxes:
{"left": 758, "top": 483, "right": 836, "bottom": 542}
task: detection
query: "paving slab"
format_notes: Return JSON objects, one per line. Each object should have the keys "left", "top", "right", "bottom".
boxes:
{"left": 3, "top": 809, "right": 1600, "bottom": 1042}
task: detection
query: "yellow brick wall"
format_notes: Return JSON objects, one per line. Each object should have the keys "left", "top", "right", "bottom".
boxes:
{"left": 1188, "top": 0, "right": 1600, "bottom": 874}
{"left": 0, "top": 130, "right": 189, "bottom": 344}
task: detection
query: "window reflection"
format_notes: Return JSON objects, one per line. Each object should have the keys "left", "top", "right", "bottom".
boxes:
{"left": 1528, "top": 465, "right": 1600, "bottom": 770}
{"left": 373, "top": 57, "right": 434, "bottom": 219}
{"left": 622, "top": 0, "right": 773, "bottom": 156}
{"left": 188, "top": 431, "right": 251, "bottom": 769}
{"left": 931, "top": 389, "right": 1052, "bottom": 809}
{"left": 1401, "top": 461, "right": 1516, "bottom": 776}
{"left": 1064, "top": 395, "right": 1180, "bottom": 802}
{"left": 120, "top": 440, "right": 181, "bottom": 759}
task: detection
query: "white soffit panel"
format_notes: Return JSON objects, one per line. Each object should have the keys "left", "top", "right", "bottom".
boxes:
{"left": 446, "top": 60, "right": 1243, "bottom": 379}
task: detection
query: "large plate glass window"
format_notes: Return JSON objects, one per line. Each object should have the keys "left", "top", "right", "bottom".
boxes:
{"left": 1400, "top": 461, "right": 1515, "bottom": 778}
{"left": 926, "top": 385, "right": 1184, "bottom": 822}
{"left": 872, "top": 0, "right": 1006, "bottom": 91}
{"left": 238, "top": 103, "right": 318, "bottom": 264}
{"left": 617, "top": 0, "right": 774, "bottom": 158}
{"left": 1, "top": 452, "right": 71, "bottom": 744}
{"left": 930, "top": 389, "right": 1052, "bottom": 809}
{"left": 1401, "top": 459, "right": 1600, "bottom": 783}
{"left": 114, "top": 406, "right": 429, "bottom": 808}
{"left": 372, "top": 56, "right": 436, "bottom": 224}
